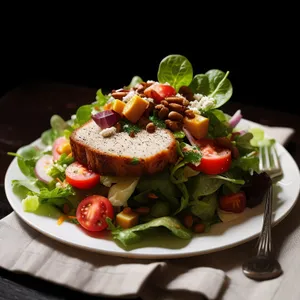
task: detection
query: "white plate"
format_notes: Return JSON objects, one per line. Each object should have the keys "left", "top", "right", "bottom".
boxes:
{"left": 4, "top": 120, "right": 300, "bottom": 259}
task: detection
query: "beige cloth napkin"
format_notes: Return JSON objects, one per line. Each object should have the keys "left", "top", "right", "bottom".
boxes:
{"left": 0, "top": 123, "right": 297, "bottom": 300}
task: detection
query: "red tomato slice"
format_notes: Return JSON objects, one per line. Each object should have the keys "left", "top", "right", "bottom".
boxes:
{"left": 190, "top": 139, "right": 232, "bottom": 175}
{"left": 144, "top": 83, "right": 176, "bottom": 103}
{"left": 76, "top": 195, "right": 114, "bottom": 231}
{"left": 52, "top": 136, "right": 69, "bottom": 161}
{"left": 66, "top": 161, "right": 100, "bottom": 189}
{"left": 219, "top": 191, "right": 246, "bottom": 213}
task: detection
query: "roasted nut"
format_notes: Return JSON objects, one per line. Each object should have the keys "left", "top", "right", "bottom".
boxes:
{"left": 133, "top": 207, "right": 150, "bottom": 215}
{"left": 168, "top": 111, "right": 183, "bottom": 121}
{"left": 168, "top": 103, "right": 185, "bottom": 113}
{"left": 158, "top": 106, "right": 169, "bottom": 119}
{"left": 155, "top": 104, "right": 164, "bottom": 110}
{"left": 193, "top": 223, "right": 205, "bottom": 233}
{"left": 148, "top": 193, "right": 158, "bottom": 199}
{"left": 146, "top": 122, "right": 156, "bottom": 133}
{"left": 165, "top": 119, "right": 182, "bottom": 131}
{"left": 185, "top": 110, "right": 195, "bottom": 119}
{"left": 123, "top": 207, "right": 132, "bottom": 214}
{"left": 161, "top": 100, "right": 169, "bottom": 107}
{"left": 183, "top": 215, "right": 194, "bottom": 228}
{"left": 138, "top": 116, "right": 151, "bottom": 127}
{"left": 179, "top": 86, "right": 194, "bottom": 101}
{"left": 129, "top": 131, "right": 135, "bottom": 138}
{"left": 182, "top": 99, "right": 190, "bottom": 106}
{"left": 164, "top": 96, "right": 184, "bottom": 104}
{"left": 143, "top": 102, "right": 155, "bottom": 118}
{"left": 111, "top": 91, "right": 129, "bottom": 99}
{"left": 114, "top": 122, "right": 122, "bottom": 133}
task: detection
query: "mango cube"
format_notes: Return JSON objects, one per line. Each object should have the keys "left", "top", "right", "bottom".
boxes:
{"left": 116, "top": 210, "right": 139, "bottom": 229}
{"left": 112, "top": 99, "right": 126, "bottom": 116}
{"left": 183, "top": 114, "right": 209, "bottom": 139}
{"left": 123, "top": 95, "right": 149, "bottom": 123}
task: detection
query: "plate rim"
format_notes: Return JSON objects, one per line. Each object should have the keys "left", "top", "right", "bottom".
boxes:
{"left": 4, "top": 122, "right": 300, "bottom": 259}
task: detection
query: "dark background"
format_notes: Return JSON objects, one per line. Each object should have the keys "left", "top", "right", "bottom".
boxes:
{"left": 1, "top": 18, "right": 296, "bottom": 116}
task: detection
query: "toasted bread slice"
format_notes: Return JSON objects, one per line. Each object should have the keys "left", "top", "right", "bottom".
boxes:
{"left": 70, "top": 120, "right": 178, "bottom": 176}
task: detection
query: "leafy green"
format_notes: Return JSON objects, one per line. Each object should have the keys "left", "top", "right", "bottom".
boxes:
{"left": 8, "top": 146, "right": 43, "bottom": 179}
{"left": 47, "top": 153, "right": 74, "bottom": 180}
{"left": 187, "top": 173, "right": 244, "bottom": 200}
{"left": 22, "top": 195, "right": 40, "bottom": 212}
{"left": 189, "top": 69, "right": 232, "bottom": 109}
{"left": 95, "top": 89, "right": 108, "bottom": 107}
{"left": 173, "top": 182, "right": 189, "bottom": 215}
{"left": 137, "top": 170, "right": 180, "bottom": 210}
{"left": 170, "top": 142, "right": 202, "bottom": 184}
{"left": 75, "top": 104, "right": 93, "bottom": 126}
{"left": 234, "top": 132, "right": 257, "bottom": 155}
{"left": 157, "top": 54, "right": 193, "bottom": 91}
{"left": 150, "top": 201, "right": 171, "bottom": 218}
{"left": 39, "top": 185, "right": 75, "bottom": 200}
{"left": 230, "top": 152, "right": 260, "bottom": 174}
{"left": 189, "top": 192, "right": 218, "bottom": 221}
{"left": 107, "top": 216, "right": 192, "bottom": 247}
{"left": 204, "top": 109, "right": 232, "bottom": 138}
{"left": 125, "top": 76, "right": 143, "bottom": 89}
{"left": 173, "top": 131, "right": 185, "bottom": 139}
{"left": 12, "top": 179, "right": 40, "bottom": 195}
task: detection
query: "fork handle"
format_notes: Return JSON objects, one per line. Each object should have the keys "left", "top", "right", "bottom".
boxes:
{"left": 257, "top": 186, "right": 273, "bottom": 256}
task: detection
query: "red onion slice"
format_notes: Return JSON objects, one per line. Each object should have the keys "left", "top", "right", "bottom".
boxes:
{"left": 35, "top": 154, "right": 54, "bottom": 184}
{"left": 229, "top": 109, "right": 242, "bottom": 128}
{"left": 92, "top": 110, "right": 121, "bottom": 129}
{"left": 183, "top": 127, "right": 197, "bottom": 146}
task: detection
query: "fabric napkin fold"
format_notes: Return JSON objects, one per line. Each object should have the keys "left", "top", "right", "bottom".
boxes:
{"left": 0, "top": 122, "right": 297, "bottom": 300}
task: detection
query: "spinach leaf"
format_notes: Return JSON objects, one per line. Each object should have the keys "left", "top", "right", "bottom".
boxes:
{"left": 189, "top": 69, "right": 232, "bottom": 109}
{"left": 107, "top": 216, "right": 192, "bottom": 247}
{"left": 187, "top": 173, "right": 245, "bottom": 200}
{"left": 189, "top": 74, "right": 210, "bottom": 96}
{"left": 204, "top": 109, "right": 232, "bottom": 138}
{"left": 189, "top": 192, "right": 218, "bottom": 221}
{"left": 157, "top": 54, "right": 193, "bottom": 91}
{"left": 173, "top": 182, "right": 189, "bottom": 215}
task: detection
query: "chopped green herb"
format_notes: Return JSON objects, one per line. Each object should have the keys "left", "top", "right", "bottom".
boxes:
{"left": 130, "top": 157, "right": 140, "bottom": 165}
{"left": 120, "top": 119, "right": 142, "bottom": 135}
{"left": 149, "top": 114, "right": 166, "bottom": 129}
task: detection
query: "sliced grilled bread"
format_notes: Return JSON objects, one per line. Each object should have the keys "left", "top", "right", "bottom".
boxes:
{"left": 70, "top": 120, "right": 178, "bottom": 177}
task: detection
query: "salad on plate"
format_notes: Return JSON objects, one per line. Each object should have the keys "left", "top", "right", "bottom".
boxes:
{"left": 8, "top": 54, "right": 274, "bottom": 248}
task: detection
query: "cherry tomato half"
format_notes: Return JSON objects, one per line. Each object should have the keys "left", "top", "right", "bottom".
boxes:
{"left": 76, "top": 195, "right": 114, "bottom": 231}
{"left": 144, "top": 83, "right": 176, "bottom": 103}
{"left": 190, "top": 139, "right": 232, "bottom": 175}
{"left": 52, "top": 136, "right": 70, "bottom": 161}
{"left": 66, "top": 161, "right": 100, "bottom": 189}
{"left": 219, "top": 191, "right": 246, "bottom": 213}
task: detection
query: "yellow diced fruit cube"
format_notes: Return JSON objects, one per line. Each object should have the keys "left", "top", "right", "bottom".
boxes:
{"left": 112, "top": 99, "right": 126, "bottom": 116}
{"left": 123, "top": 95, "right": 149, "bottom": 123}
{"left": 183, "top": 115, "right": 209, "bottom": 139}
{"left": 116, "top": 209, "right": 139, "bottom": 229}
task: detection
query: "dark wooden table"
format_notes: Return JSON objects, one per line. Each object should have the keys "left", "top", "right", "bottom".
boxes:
{"left": 1, "top": 81, "right": 299, "bottom": 300}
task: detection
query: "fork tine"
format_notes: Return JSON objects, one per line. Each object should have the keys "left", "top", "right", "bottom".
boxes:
{"left": 271, "top": 145, "right": 280, "bottom": 170}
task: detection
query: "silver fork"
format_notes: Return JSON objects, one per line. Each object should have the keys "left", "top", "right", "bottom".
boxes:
{"left": 242, "top": 143, "right": 283, "bottom": 280}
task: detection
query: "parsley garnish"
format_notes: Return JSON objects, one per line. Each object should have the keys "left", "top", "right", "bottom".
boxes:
{"left": 120, "top": 119, "right": 142, "bottom": 135}
{"left": 149, "top": 114, "right": 166, "bottom": 129}
{"left": 130, "top": 157, "right": 140, "bottom": 165}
